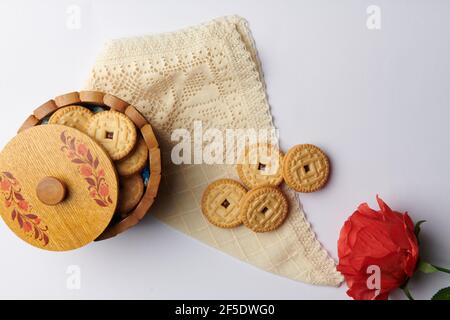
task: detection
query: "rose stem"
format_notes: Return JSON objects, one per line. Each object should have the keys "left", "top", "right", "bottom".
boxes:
{"left": 401, "top": 286, "right": 415, "bottom": 300}
{"left": 433, "top": 265, "right": 450, "bottom": 274}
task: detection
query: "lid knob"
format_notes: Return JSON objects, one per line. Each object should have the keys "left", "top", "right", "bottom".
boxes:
{"left": 36, "top": 177, "right": 67, "bottom": 206}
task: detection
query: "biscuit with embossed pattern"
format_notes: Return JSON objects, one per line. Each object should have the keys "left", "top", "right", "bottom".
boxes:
{"left": 240, "top": 186, "right": 288, "bottom": 232}
{"left": 237, "top": 143, "right": 283, "bottom": 188}
{"left": 48, "top": 105, "right": 93, "bottom": 134}
{"left": 115, "top": 136, "right": 148, "bottom": 176}
{"left": 202, "top": 179, "right": 247, "bottom": 228}
{"left": 283, "top": 144, "right": 330, "bottom": 193}
{"left": 87, "top": 111, "right": 137, "bottom": 160}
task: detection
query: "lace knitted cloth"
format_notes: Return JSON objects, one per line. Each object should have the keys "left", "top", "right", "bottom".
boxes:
{"left": 86, "top": 16, "right": 343, "bottom": 286}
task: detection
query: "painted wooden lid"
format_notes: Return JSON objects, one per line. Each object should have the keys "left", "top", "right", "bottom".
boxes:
{"left": 0, "top": 125, "right": 118, "bottom": 251}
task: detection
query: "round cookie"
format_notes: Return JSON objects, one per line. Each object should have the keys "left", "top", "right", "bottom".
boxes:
{"left": 118, "top": 174, "right": 144, "bottom": 214}
{"left": 237, "top": 143, "right": 283, "bottom": 189}
{"left": 240, "top": 186, "right": 288, "bottom": 233}
{"left": 282, "top": 144, "right": 330, "bottom": 193}
{"left": 87, "top": 111, "right": 137, "bottom": 160}
{"left": 115, "top": 136, "right": 148, "bottom": 176}
{"left": 48, "top": 105, "right": 93, "bottom": 133}
{"left": 201, "top": 179, "right": 247, "bottom": 228}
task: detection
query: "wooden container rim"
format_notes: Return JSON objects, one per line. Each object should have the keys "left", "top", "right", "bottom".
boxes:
{"left": 18, "top": 90, "right": 161, "bottom": 242}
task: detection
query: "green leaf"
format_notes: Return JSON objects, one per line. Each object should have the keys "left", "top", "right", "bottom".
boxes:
{"left": 414, "top": 220, "right": 426, "bottom": 238}
{"left": 432, "top": 287, "right": 450, "bottom": 300}
{"left": 418, "top": 260, "right": 439, "bottom": 274}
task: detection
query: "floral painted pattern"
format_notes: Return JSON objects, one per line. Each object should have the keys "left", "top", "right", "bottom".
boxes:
{"left": 0, "top": 172, "right": 49, "bottom": 245}
{"left": 60, "top": 131, "right": 112, "bottom": 207}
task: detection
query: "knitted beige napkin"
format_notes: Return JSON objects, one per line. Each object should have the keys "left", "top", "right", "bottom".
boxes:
{"left": 86, "top": 16, "right": 342, "bottom": 286}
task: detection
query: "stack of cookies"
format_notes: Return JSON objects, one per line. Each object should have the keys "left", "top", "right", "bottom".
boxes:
{"left": 45, "top": 99, "right": 151, "bottom": 220}
{"left": 202, "top": 143, "right": 330, "bottom": 233}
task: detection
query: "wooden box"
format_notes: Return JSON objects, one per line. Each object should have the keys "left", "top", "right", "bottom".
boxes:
{"left": 0, "top": 91, "right": 161, "bottom": 251}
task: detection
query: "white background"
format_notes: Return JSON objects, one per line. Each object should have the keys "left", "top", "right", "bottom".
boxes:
{"left": 0, "top": 0, "right": 449, "bottom": 300}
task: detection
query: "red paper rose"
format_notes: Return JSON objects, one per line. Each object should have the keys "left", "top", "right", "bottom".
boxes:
{"left": 337, "top": 196, "right": 419, "bottom": 300}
